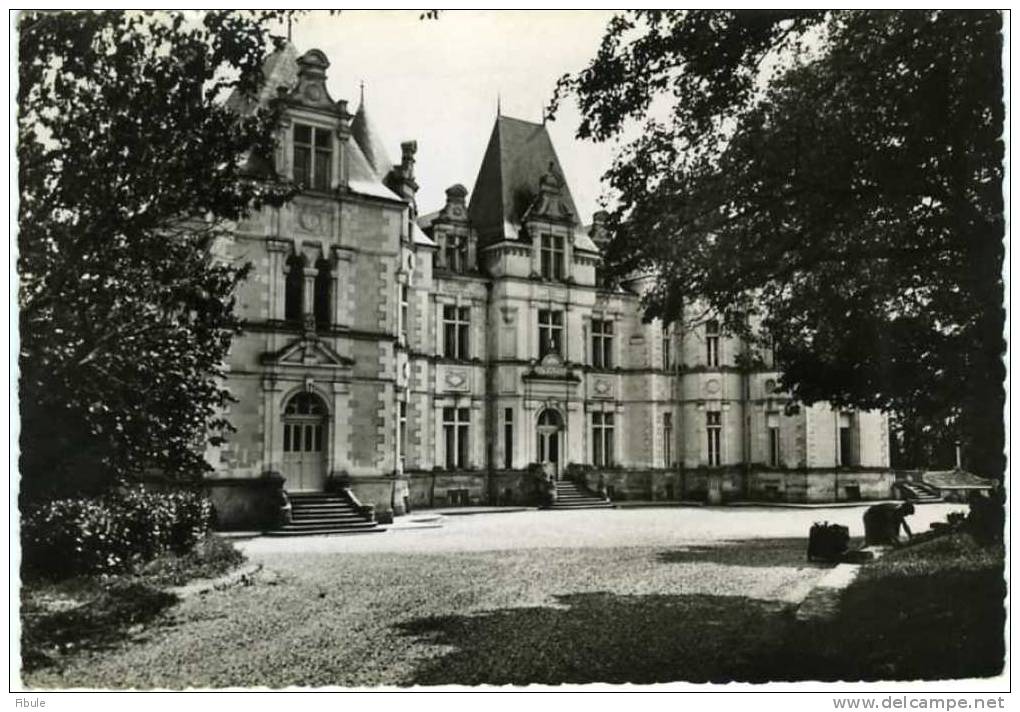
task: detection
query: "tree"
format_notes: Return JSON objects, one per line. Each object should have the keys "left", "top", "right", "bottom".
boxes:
{"left": 552, "top": 11, "right": 1005, "bottom": 477}
{"left": 18, "top": 10, "right": 294, "bottom": 499}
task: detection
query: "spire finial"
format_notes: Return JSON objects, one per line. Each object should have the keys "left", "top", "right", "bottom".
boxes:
{"left": 497, "top": 92, "right": 501, "bottom": 117}
{"left": 359, "top": 80, "right": 365, "bottom": 106}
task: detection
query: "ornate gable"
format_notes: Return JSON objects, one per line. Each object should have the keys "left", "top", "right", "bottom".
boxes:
{"left": 522, "top": 163, "right": 575, "bottom": 224}
{"left": 279, "top": 50, "right": 346, "bottom": 115}
{"left": 261, "top": 336, "right": 354, "bottom": 369}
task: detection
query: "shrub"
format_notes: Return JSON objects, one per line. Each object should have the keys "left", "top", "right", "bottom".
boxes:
{"left": 21, "top": 487, "right": 214, "bottom": 579}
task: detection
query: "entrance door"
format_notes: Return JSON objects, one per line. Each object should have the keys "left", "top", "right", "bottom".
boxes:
{"left": 536, "top": 409, "right": 562, "bottom": 478}
{"left": 282, "top": 392, "right": 328, "bottom": 491}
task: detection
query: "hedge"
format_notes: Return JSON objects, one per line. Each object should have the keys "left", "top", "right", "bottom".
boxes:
{"left": 21, "top": 487, "right": 214, "bottom": 579}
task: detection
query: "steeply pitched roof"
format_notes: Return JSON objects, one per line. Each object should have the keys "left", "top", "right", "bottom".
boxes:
{"left": 467, "top": 116, "right": 581, "bottom": 244}
{"left": 347, "top": 137, "right": 403, "bottom": 202}
{"left": 226, "top": 42, "right": 300, "bottom": 116}
{"left": 351, "top": 94, "right": 394, "bottom": 181}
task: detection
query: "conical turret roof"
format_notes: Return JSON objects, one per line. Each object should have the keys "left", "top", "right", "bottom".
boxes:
{"left": 351, "top": 90, "right": 394, "bottom": 181}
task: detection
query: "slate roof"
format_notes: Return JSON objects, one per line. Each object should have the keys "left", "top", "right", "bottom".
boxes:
{"left": 467, "top": 116, "right": 582, "bottom": 245}
{"left": 351, "top": 96, "right": 394, "bottom": 181}
{"left": 226, "top": 42, "right": 300, "bottom": 116}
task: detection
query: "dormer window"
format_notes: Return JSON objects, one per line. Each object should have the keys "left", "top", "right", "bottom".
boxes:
{"left": 540, "top": 234, "right": 564, "bottom": 280}
{"left": 293, "top": 124, "right": 332, "bottom": 191}
{"left": 443, "top": 234, "right": 468, "bottom": 272}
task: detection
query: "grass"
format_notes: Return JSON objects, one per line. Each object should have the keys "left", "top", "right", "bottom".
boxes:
{"left": 786, "top": 533, "right": 1006, "bottom": 681}
{"left": 21, "top": 534, "right": 246, "bottom": 675}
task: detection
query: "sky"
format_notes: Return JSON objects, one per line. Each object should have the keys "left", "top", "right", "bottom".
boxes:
{"left": 291, "top": 10, "right": 624, "bottom": 219}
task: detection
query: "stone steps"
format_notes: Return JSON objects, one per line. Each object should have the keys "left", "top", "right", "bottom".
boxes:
{"left": 266, "top": 491, "right": 386, "bottom": 537}
{"left": 544, "top": 481, "right": 614, "bottom": 511}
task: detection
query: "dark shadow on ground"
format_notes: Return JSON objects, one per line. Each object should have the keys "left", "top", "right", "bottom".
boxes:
{"left": 397, "top": 564, "right": 1005, "bottom": 685}
{"left": 397, "top": 591, "right": 799, "bottom": 685}
{"left": 655, "top": 537, "right": 844, "bottom": 568}
{"left": 21, "top": 579, "right": 178, "bottom": 673}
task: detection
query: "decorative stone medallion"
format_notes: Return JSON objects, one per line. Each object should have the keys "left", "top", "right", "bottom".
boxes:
{"left": 444, "top": 369, "right": 468, "bottom": 391}
{"left": 705, "top": 378, "right": 721, "bottom": 395}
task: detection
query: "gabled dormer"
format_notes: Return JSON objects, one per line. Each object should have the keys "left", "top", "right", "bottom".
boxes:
{"left": 423, "top": 184, "right": 477, "bottom": 274}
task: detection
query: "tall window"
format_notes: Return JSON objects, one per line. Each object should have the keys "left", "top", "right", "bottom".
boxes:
{"left": 284, "top": 255, "right": 304, "bottom": 323}
{"left": 314, "top": 259, "right": 331, "bottom": 328}
{"left": 705, "top": 319, "right": 720, "bottom": 367}
{"left": 663, "top": 412, "right": 673, "bottom": 467}
{"left": 442, "top": 305, "right": 470, "bottom": 359}
{"left": 400, "top": 285, "right": 409, "bottom": 342}
{"left": 293, "top": 124, "right": 332, "bottom": 191}
{"left": 592, "top": 412, "right": 615, "bottom": 467}
{"left": 540, "top": 234, "right": 564, "bottom": 280}
{"left": 504, "top": 408, "right": 514, "bottom": 469}
{"left": 399, "top": 401, "right": 407, "bottom": 465}
{"left": 591, "top": 319, "right": 614, "bottom": 368}
{"left": 662, "top": 324, "right": 672, "bottom": 370}
{"left": 443, "top": 407, "right": 470, "bottom": 469}
{"left": 839, "top": 413, "right": 853, "bottom": 466}
{"left": 538, "top": 310, "right": 564, "bottom": 358}
{"left": 443, "top": 235, "right": 467, "bottom": 272}
{"left": 706, "top": 411, "right": 722, "bottom": 466}
{"left": 767, "top": 412, "right": 780, "bottom": 467}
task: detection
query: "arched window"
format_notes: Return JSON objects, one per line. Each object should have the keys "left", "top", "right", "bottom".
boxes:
{"left": 284, "top": 254, "right": 304, "bottom": 324}
{"left": 285, "top": 392, "right": 327, "bottom": 416}
{"left": 282, "top": 392, "right": 327, "bottom": 454}
{"left": 314, "top": 258, "right": 331, "bottom": 328}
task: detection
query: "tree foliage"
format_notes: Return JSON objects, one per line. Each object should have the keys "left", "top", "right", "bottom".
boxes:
{"left": 553, "top": 11, "right": 1004, "bottom": 475}
{"left": 18, "top": 10, "right": 294, "bottom": 498}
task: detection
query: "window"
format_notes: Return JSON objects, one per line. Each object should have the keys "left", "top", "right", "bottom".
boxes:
{"left": 442, "top": 305, "right": 470, "bottom": 359}
{"left": 662, "top": 324, "right": 672, "bottom": 370}
{"left": 283, "top": 393, "right": 326, "bottom": 453}
{"left": 400, "top": 285, "right": 409, "bottom": 342}
{"left": 538, "top": 310, "right": 563, "bottom": 358}
{"left": 767, "top": 412, "right": 781, "bottom": 467}
{"left": 591, "top": 319, "right": 614, "bottom": 369}
{"left": 443, "top": 407, "right": 470, "bottom": 469}
{"left": 763, "top": 333, "right": 778, "bottom": 367}
{"left": 314, "top": 259, "right": 331, "bottom": 328}
{"left": 504, "top": 408, "right": 514, "bottom": 469}
{"left": 293, "top": 124, "right": 332, "bottom": 191}
{"left": 399, "top": 401, "right": 407, "bottom": 464}
{"left": 592, "top": 412, "right": 615, "bottom": 467}
{"left": 705, "top": 319, "right": 720, "bottom": 367}
{"left": 706, "top": 411, "right": 722, "bottom": 466}
{"left": 540, "top": 234, "right": 565, "bottom": 280}
{"left": 839, "top": 413, "right": 853, "bottom": 466}
{"left": 663, "top": 413, "right": 673, "bottom": 467}
{"left": 442, "top": 234, "right": 468, "bottom": 272}
{"left": 284, "top": 255, "right": 304, "bottom": 323}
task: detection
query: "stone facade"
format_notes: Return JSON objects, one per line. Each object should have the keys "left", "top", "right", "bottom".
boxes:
{"left": 206, "top": 45, "right": 892, "bottom": 527}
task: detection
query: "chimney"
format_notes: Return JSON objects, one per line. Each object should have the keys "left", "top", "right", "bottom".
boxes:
{"left": 955, "top": 441, "right": 962, "bottom": 470}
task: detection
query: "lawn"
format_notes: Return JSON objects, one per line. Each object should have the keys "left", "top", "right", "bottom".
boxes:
{"left": 787, "top": 533, "right": 1006, "bottom": 681}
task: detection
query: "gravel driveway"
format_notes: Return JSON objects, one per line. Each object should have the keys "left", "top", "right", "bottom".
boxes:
{"left": 25, "top": 504, "right": 965, "bottom": 688}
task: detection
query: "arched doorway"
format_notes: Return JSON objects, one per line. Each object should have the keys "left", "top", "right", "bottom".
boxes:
{"left": 282, "top": 391, "right": 328, "bottom": 491}
{"left": 536, "top": 409, "right": 563, "bottom": 478}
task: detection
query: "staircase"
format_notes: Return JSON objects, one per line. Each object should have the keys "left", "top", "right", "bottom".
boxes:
{"left": 546, "top": 479, "right": 614, "bottom": 510}
{"left": 267, "top": 491, "right": 386, "bottom": 536}
{"left": 897, "top": 480, "right": 942, "bottom": 503}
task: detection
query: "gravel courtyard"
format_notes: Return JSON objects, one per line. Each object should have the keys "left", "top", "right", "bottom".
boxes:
{"left": 25, "top": 504, "right": 965, "bottom": 688}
